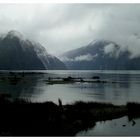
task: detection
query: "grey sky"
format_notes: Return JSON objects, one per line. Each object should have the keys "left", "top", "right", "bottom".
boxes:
{"left": 0, "top": 4, "right": 140, "bottom": 57}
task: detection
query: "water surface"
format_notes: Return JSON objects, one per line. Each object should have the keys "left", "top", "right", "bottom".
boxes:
{"left": 0, "top": 70, "right": 140, "bottom": 105}
{"left": 76, "top": 117, "right": 140, "bottom": 136}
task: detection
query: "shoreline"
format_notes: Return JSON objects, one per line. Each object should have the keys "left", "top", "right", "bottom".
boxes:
{"left": 0, "top": 96, "right": 139, "bottom": 136}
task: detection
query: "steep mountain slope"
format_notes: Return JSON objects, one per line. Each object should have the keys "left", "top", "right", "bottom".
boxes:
{"left": 60, "top": 40, "right": 140, "bottom": 70}
{"left": 0, "top": 30, "right": 66, "bottom": 70}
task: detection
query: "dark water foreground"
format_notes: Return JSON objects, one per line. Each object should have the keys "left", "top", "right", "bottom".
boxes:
{"left": 0, "top": 95, "right": 140, "bottom": 136}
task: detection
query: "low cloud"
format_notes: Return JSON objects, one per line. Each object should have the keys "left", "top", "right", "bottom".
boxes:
{"left": 75, "top": 54, "right": 97, "bottom": 61}
{"left": 125, "top": 34, "right": 140, "bottom": 59}
{"left": 104, "top": 43, "right": 121, "bottom": 58}
{"left": 60, "top": 53, "right": 98, "bottom": 62}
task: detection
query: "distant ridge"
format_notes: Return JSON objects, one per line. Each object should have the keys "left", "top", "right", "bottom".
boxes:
{"left": 60, "top": 40, "right": 140, "bottom": 70}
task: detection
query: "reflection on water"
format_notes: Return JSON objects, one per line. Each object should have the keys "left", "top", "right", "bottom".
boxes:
{"left": 76, "top": 117, "right": 140, "bottom": 136}
{"left": 0, "top": 70, "right": 140, "bottom": 105}
{"left": 0, "top": 73, "right": 44, "bottom": 100}
{"left": 0, "top": 70, "right": 140, "bottom": 136}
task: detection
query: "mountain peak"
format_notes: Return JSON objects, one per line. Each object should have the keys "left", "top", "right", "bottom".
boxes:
{"left": 0, "top": 30, "right": 66, "bottom": 70}
{"left": 6, "top": 30, "right": 23, "bottom": 39}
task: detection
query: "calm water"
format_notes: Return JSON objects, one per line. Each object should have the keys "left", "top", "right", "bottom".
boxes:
{"left": 0, "top": 70, "right": 140, "bottom": 105}
{"left": 0, "top": 70, "right": 140, "bottom": 136}
{"left": 76, "top": 116, "right": 140, "bottom": 136}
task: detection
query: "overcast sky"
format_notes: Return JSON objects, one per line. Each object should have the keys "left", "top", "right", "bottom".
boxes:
{"left": 0, "top": 4, "right": 140, "bottom": 56}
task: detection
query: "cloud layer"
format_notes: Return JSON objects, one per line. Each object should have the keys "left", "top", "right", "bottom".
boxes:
{"left": 0, "top": 4, "right": 140, "bottom": 57}
{"left": 61, "top": 53, "right": 98, "bottom": 62}
{"left": 104, "top": 43, "right": 121, "bottom": 58}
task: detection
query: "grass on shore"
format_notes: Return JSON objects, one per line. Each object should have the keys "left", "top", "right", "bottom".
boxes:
{"left": 0, "top": 95, "right": 139, "bottom": 136}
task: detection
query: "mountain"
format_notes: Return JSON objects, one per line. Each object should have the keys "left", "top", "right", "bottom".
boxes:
{"left": 60, "top": 40, "right": 140, "bottom": 70}
{"left": 0, "top": 30, "right": 66, "bottom": 70}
